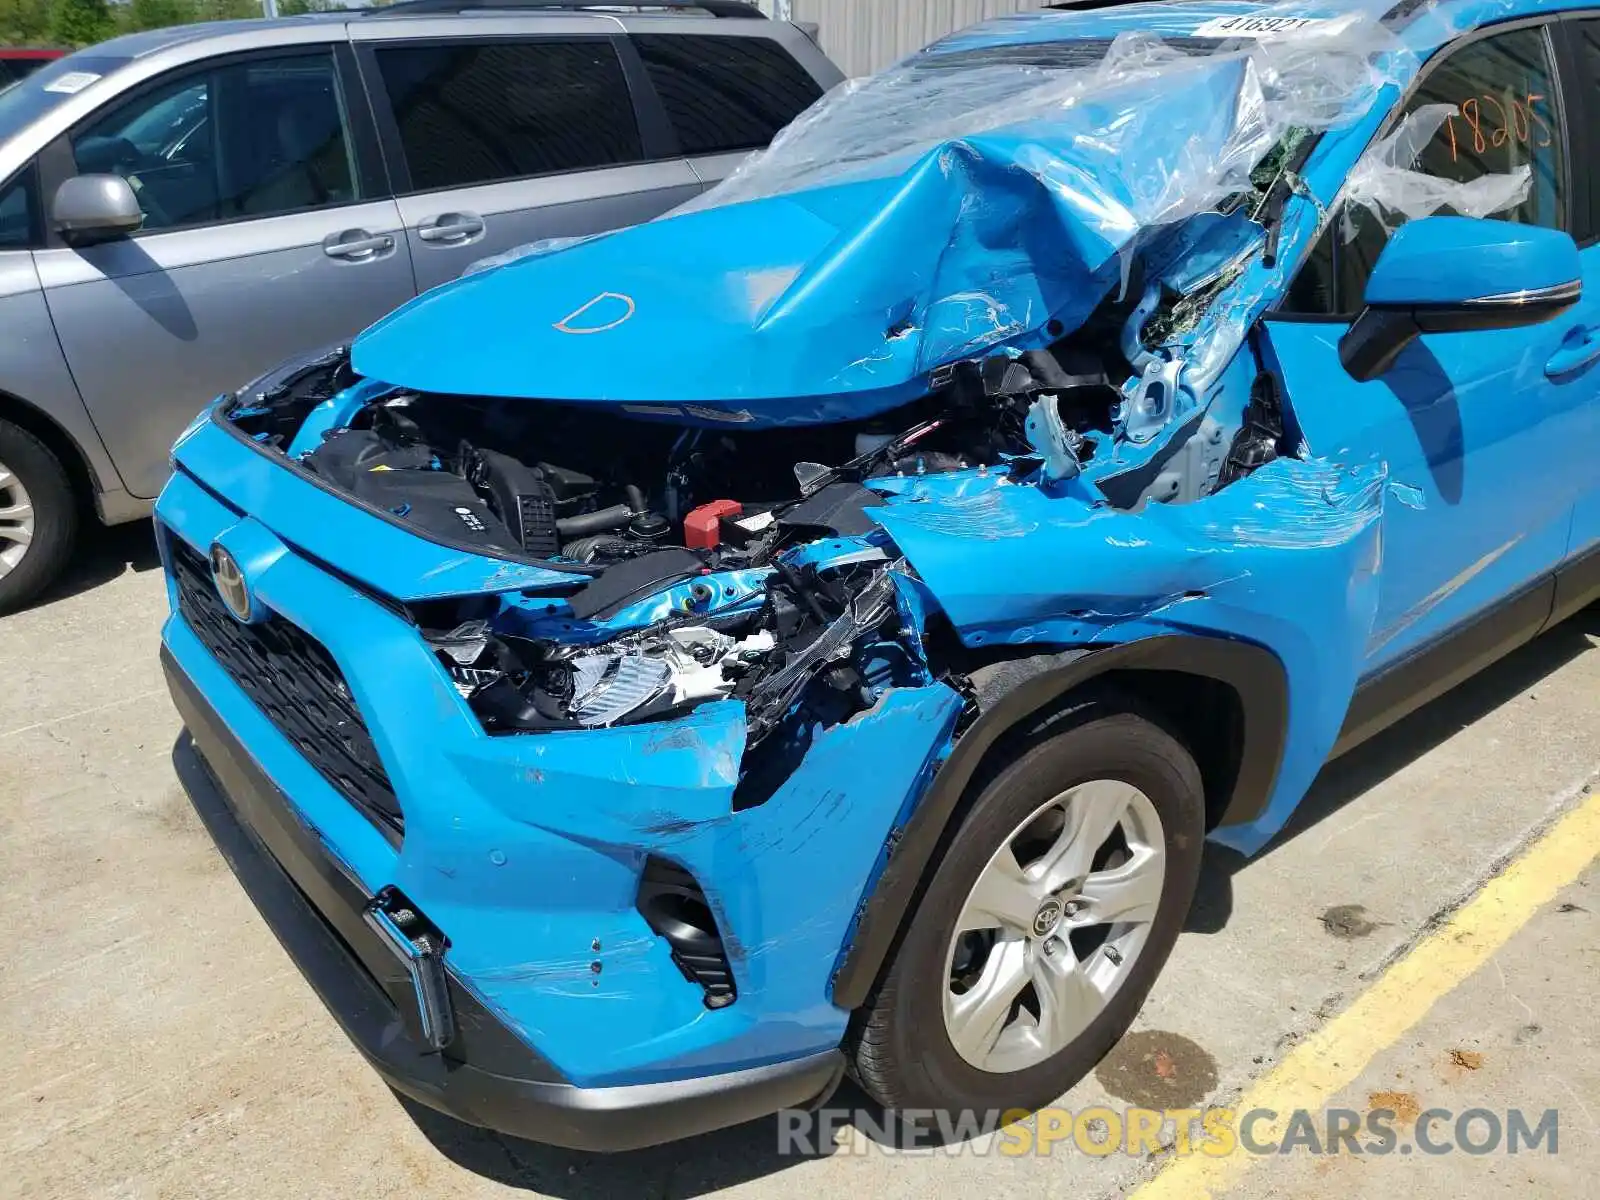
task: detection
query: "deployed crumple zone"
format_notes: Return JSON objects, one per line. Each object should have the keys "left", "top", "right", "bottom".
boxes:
{"left": 221, "top": 0, "right": 1506, "bottom": 903}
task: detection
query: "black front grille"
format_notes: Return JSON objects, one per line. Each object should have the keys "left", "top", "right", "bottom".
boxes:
{"left": 168, "top": 532, "right": 403, "bottom": 841}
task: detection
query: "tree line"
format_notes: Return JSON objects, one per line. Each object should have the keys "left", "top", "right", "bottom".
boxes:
{"left": 1, "top": 0, "right": 359, "bottom": 51}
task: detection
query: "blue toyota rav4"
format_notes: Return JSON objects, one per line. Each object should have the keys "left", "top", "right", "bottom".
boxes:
{"left": 158, "top": 0, "right": 1600, "bottom": 1149}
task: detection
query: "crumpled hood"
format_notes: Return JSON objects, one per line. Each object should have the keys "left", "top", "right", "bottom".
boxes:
{"left": 352, "top": 37, "right": 1291, "bottom": 425}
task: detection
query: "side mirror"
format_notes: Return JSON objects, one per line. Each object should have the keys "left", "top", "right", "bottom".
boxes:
{"left": 1339, "top": 216, "right": 1581, "bottom": 382}
{"left": 51, "top": 174, "right": 144, "bottom": 244}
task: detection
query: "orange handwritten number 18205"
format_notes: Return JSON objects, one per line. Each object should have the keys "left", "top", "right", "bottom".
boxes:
{"left": 1444, "top": 90, "right": 1553, "bottom": 161}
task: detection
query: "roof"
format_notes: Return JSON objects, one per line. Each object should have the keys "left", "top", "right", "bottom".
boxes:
{"left": 85, "top": 18, "right": 345, "bottom": 61}
{"left": 85, "top": 0, "right": 764, "bottom": 60}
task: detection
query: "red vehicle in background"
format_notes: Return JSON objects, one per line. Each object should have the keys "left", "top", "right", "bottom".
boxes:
{"left": 0, "top": 48, "right": 66, "bottom": 91}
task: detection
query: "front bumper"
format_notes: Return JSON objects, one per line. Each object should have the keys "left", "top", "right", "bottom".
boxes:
{"left": 155, "top": 443, "right": 962, "bottom": 1107}
{"left": 166, "top": 648, "right": 845, "bottom": 1151}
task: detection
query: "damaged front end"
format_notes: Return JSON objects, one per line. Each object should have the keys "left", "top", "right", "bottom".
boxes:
{"left": 223, "top": 349, "right": 1043, "bottom": 794}
{"left": 160, "top": 0, "right": 1514, "bottom": 1128}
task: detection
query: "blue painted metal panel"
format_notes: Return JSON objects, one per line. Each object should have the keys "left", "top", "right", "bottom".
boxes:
{"left": 157, "top": 474, "right": 963, "bottom": 1084}
{"left": 1364, "top": 216, "right": 1581, "bottom": 306}
{"left": 350, "top": 0, "right": 1401, "bottom": 423}
{"left": 873, "top": 454, "right": 1387, "bottom": 856}
{"left": 1263, "top": 227, "right": 1589, "bottom": 671}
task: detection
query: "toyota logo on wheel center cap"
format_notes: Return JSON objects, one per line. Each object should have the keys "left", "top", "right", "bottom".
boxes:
{"left": 1032, "top": 898, "right": 1064, "bottom": 938}
{"left": 210, "top": 544, "right": 254, "bottom": 622}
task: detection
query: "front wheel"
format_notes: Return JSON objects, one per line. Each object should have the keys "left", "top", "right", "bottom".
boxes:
{"left": 849, "top": 699, "right": 1205, "bottom": 1115}
{"left": 0, "top": 418, "right": 78, "bottom": 614}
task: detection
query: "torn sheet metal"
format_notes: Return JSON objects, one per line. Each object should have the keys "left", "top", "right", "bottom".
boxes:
{"left": 874, "top": 455, "right": 1387, "bottom": 854}
{"left": 352, "top": 1, "right": 1409, "bottom": 422}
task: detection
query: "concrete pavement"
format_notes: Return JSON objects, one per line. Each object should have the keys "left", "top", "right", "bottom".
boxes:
{"left": 1218, "top": 860, "right": 1597, "bottom": 1200}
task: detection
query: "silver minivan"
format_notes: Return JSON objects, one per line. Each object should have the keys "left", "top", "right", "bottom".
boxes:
{"left": 0, "top": 1, "right": 841, "bottom": 609}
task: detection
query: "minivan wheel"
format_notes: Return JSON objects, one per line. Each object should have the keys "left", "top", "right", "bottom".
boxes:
{"left": 849, "top": 698, "right": 1205, "bottom": 1116}
{"left": 0, "top": 418, "right": 78, "bottom": 614}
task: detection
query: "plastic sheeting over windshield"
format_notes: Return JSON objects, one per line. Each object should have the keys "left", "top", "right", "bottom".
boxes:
{"left": 689, "top": 2, "right": 1399, "bottom": 246}
{"left": 687, "top": 0, "right": 1531, "bottom": 267}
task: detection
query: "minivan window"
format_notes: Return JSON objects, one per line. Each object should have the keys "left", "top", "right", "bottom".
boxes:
{"left": 0, "top": 170, "right": 33, "bottom": 249}
{"left": 71, "top": 52, "right": 359, "bottom": 233}
{"left": 374, "top": 40, "right": 642, "bottom": 192}
{"left": 634, "top": 34, "right": 823, "bottom": 155}
{"left": 0, "top": 56, "right": 129, "bottom": 144}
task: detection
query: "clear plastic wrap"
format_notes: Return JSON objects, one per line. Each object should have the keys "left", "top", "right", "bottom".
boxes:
{"left": 686, "top": 1, "right": 1406, "bottom": 250}
{"left": 1342, "top": 103, "right": 1531, "bottom": 232}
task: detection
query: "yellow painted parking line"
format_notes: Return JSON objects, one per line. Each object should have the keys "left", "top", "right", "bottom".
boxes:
{"left": 1131, "top": 778, "right": 1600, "bottom": 1200}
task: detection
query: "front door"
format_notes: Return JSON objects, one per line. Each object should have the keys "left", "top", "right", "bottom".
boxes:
{"left": 33, "top": 47, "right": 417, "bottom": 500}
{"left": 1265, "top": 20, "right": 1593, "bottom": 674}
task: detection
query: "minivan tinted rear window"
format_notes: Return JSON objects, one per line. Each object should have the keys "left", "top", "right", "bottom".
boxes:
{"left": 634, "top": 34, "right": 823, "bottom": 156}
{"left": 374, "top": 40, "right": 643, "bottom": 192}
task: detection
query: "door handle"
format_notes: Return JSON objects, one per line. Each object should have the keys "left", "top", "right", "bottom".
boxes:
{"left": 1545, "top": 324, "right": 1600, "bottom": 378}
{"left": 417, "top": 212, "right": 487, "bottom": 245}
{"left": 323, "top": 230, "right": 395, "bottom": 260}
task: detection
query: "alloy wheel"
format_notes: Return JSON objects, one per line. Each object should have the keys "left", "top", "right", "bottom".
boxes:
{"left": 942, "top": 779, "right": 1167, "bottom": 1073}
{"left": 0, "top": 459, "right": 33, "bottom": 580}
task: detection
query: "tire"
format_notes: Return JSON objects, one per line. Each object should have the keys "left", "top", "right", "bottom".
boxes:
{"left": 849, "top": 695, "right": 1205, "bottom": 1115}
{"left": 0, "top": 418, "right": 78, "bottom": 614}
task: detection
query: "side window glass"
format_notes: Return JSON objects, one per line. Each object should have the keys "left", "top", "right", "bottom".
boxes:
{"left": 1567, "top": 18, "right": 1600, "bottom": 244}
{"left": 0, "top": 171, "right": 33, "bottom": 250}
{"left": 634, "top": 34, "right": 824, "bottom": 156}
{"left": 71, "top": 52, "right": 358, "bottom": 233}
{"left": 374, "top": 40, "right": 643, "bottom": 192}
{"left": 1285, "top": 24, "right": 1566, "bottom": 315}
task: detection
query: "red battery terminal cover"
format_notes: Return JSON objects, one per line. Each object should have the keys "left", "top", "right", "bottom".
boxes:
{"left": 684, "top": 499, "right": 744, "bottom": 549}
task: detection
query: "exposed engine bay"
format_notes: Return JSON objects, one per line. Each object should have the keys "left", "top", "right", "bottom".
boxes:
{"left": 296, "top": 377, "right": 1031, "bottom": 574}
{"left": 225, "top": 321, "right": 1265, "bottom": 791}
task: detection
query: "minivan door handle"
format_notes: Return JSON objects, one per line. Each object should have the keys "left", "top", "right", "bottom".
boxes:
{"left": 323, "top": 229, "right": 396, "bottom": 260}
{"left": 417, "top": 212, "right": 487, "bottom": 245}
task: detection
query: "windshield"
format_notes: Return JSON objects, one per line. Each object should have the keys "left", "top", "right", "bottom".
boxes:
{"left": 0, "top": 56, "right": 131, "bottom": 146}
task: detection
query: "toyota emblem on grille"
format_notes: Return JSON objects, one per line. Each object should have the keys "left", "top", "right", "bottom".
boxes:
{"left": 210, "top": 544, "right": 254, "bottom": 622}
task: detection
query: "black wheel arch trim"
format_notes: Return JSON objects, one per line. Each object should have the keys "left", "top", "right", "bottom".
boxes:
{"left": 831, "top": 633, "right": 1287, "bottom": 1011}
{"left": 0, "top": 388, "right": 109, "bottom": 509}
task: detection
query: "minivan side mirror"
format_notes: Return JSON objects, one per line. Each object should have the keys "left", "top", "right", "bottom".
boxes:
{"left": 1338, "top": 216, "right": 1581, "bottom": 382}
{"left": 51, "top": 174, "right": 144, "bottom": 244}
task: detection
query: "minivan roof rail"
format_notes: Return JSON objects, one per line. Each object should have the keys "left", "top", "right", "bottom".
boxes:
{"left": 372, "top": 0, "right": 764, "bottom": 18}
